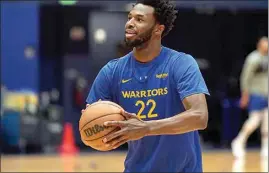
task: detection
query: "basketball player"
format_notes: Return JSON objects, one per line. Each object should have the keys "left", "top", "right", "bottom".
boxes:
{"left": 83, "top": 0, "right": 210, "bottom": 172}
{"left": 232, "top": 37, "right": 268, "bottom": 158}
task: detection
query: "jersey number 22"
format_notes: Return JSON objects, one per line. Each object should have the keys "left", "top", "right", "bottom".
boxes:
{"left": 135, "top": 99, "right": 158, "bottom": 119}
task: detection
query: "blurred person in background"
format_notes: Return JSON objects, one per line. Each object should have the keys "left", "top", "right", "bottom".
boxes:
{"left": 83, "top": 0, "right": 209, "bottom": 172}
{"left": 232, "top": 36, "right": 268, "bottom": 158}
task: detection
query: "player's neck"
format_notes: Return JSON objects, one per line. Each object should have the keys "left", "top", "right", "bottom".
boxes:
{"left": 133, "top": 42, "right": 162, "bottom": 63}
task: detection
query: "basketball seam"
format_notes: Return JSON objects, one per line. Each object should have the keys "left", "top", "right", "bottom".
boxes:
{"left": 79, "top": 113, "right": 123, "bottom": 131}
{"left": 82, "top": 127, "right": 120, "bottom": 142}
{"left": 87, "top": 101, "right": 123, "bottom": 110}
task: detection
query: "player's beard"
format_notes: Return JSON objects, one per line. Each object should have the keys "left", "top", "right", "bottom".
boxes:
{"left": 124, "top": 26, "right": 154, "bottom": 48}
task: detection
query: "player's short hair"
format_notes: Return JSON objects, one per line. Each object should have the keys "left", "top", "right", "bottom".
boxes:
{"left": 135, "top": 0, "right": 178, "bottom": 37}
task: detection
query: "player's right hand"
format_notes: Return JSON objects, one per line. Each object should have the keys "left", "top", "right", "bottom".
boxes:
{"left": 81, "top": 99, "right": 102, "bottom": 114}
{"left": 81, "top": 104, "right": 90, "bottom": 114}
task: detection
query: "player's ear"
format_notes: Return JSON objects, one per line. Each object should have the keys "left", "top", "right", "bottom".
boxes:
{"left": 154, "top": 24, "right": 165, "bottom": 36}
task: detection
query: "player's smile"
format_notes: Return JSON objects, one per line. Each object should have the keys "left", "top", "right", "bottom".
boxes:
{"left": 125, "top": 29, "right": 137, "bottom": 39}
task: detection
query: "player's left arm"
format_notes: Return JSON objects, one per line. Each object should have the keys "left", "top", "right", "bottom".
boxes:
{"left": 103, "top": 93, "right": 208, "bottom": 148}
{"left": 146, "top": 55, "right": 209, "bottom": 135}
{"left": 146, "top": 93, "right": 208, "bottom": 135}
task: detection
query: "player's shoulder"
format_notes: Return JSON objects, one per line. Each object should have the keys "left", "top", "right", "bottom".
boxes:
{"left": 164, "top": 47, "right": 197, "bottom": 65}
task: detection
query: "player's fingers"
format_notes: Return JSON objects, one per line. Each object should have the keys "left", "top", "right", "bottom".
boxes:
{"left": 120, "top": 110, "right": 136, "bottom": 119}
{"left": 104, "top": 120, "right": 126, "bottom": 127}
{"left": 103, "top": 135, "right": 127, "bottom": 147}
{"left": 110, "top": 136, "right": 128, "bottom": 149}
{"left": 81, "top": 104, "right": 90, "bottom": 114}
{"left": 103, "top": 130, "right": 123, "bottom": 144}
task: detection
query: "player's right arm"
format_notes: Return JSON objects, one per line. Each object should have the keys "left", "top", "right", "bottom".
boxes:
{"left": 240, "top": 55, "right": 258, "bottom": 108}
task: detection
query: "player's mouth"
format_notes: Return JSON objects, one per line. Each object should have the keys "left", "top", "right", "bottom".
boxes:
{"left": 125, "top": 29, "right": 137, "bottom": 38}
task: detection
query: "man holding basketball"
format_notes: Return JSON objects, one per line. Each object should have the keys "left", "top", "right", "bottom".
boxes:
{"left": 84, "top": 0, "right": 209, "bottom": 172}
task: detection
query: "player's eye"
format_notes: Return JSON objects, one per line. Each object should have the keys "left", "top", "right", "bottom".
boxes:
{"left": 137, "top": 18, "right": 143, "bottom": 22}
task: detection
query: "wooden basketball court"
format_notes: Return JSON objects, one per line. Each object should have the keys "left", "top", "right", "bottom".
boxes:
{"left": 1, "top": 150, "right": 268, "bottom": 172}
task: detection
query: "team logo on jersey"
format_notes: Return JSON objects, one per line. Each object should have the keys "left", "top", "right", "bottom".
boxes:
{"left": 156, "top": 73, "right": 168, "bottom": 79}
{"left": 121, "top": 78, "right": 132, "bottom": 83}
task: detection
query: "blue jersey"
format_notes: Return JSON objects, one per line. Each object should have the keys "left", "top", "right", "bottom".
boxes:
{"left": 86, "top": 46, "right": 210, "bottom": 172}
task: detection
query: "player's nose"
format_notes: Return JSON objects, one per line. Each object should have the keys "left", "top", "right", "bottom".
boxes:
{"left": 125, "top": 20, "right": 135, "bottom": 29}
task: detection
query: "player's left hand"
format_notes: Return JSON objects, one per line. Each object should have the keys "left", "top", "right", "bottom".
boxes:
{"left": 102, "top": 110, "right": 149, "bottom": 149}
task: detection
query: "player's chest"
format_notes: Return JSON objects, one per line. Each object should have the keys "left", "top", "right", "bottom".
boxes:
{"left": 115, "top": 65, "right": 174, "bottom": 113}
{"left": 115, "top": 67, "right": 174, "bottom": 120}
{"left": 118, "top": 67, "right": 171, "bottom": 96}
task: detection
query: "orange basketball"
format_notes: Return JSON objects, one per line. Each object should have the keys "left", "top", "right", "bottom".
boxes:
{"left": 79, "top": 101, "right": 125, "bottom": 151}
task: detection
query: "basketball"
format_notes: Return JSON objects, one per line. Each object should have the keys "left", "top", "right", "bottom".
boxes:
{"left": 79, "top": 101, "right": 125, "bottom": 151}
